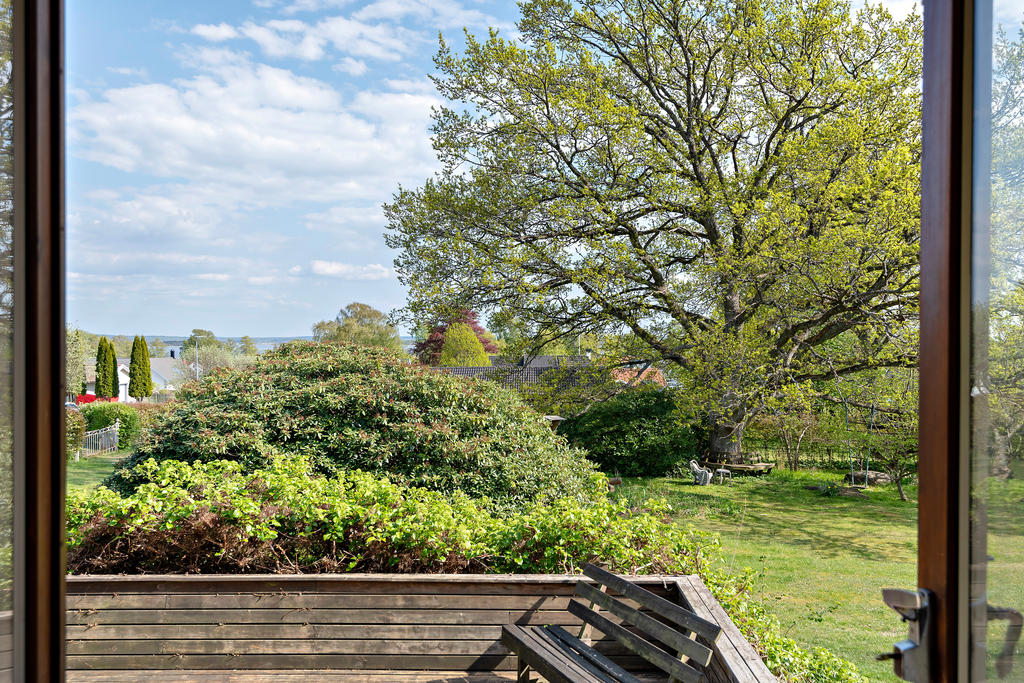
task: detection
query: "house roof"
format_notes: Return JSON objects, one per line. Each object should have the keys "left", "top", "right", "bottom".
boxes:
{"left": 490, "top": 354, "right": 589, "bottom": 369}
{"left": 435, "top": 365, "right": 581, "bottom": 390}
{"left": 85, "top": 357, "right": 180, "bottom": 388}
{"left": 148, "top": 357, "right": 181, "bottom": 386}
{"left": 85, "top": 361, "right": 129, "bottom": 385}
{"left": 610, "top": 366, "right": 667, "bottom": 386}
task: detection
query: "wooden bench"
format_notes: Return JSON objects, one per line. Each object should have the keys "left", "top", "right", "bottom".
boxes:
{"left": 502, "top": 564, "right": 722, "bottom": 683}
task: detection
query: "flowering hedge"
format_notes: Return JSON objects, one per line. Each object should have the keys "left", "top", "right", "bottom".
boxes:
{"left": 106, "top": 341, "right": 600, "bottom": 509}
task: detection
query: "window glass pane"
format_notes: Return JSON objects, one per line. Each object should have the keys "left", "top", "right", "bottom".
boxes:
{"left": 971, "top": 0, "right": 1024, "bottom": 678}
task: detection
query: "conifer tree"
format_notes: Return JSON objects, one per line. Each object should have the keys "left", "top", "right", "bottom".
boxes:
{"left": 128, "top": 335, "right": 153, "bottom": 400}
{"left": 94, "top": 337, "right": 107, "bottom": 397}
{"left": 108, "top": 339, "right": 119, "bottom": 399}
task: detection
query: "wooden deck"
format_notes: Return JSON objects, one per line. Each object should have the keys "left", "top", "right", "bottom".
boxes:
{"left": 66, "top": 671, "right": 522, "bottom": 682}
{"left": 65, "top": 670, "right": 671, "bottom": 682}
{"left": 65, "top": 574, "right": 774, "bottom": 682}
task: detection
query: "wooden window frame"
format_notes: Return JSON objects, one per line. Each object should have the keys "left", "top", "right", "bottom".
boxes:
{"left": 919, "top": 0, "right": 973, "bottom": 678}
{"left": 12, "top": 0, "right": 66, "bottom": 679}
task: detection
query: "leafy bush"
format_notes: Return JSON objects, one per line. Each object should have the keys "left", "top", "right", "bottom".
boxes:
{"left": 70, "top": 455, "right": 708, "bottom": 575}
{"left": 81, "top": 402, "right": 140, "bottom": 447}
{"left": 559, "top": 386, "right": 700, "bottom": 476}
{"left": 67, "top": 456, "right": 863, "bottom": 681}
{"left": 65, "top": 408, "right": 85, "bottom": 461}
{"left": 439, "top": 322, "right": 490, "bottom": 366}
{"left": 107, "top": 341, "right": 600, "bottom": 508}
{"left": 132, "top": 402, "right": 171, "bottom": 444}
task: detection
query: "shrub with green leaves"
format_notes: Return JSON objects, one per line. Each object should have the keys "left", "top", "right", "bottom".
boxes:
{"left": 81, "top": 402, "right": 140, "bottom": 447}
{"left": 132, "top": 402, "right": 171, "bottom": 443}
{"left": 67, "top": 456, "right": 864, "bottom": 682}
{"left": 559, "top": 386, "right": 700, "bottom": 476}
{"left": 65, "top": 408, "right": 85, "bottom": 461}
{"left": 438, "top": 322, "right": 491, "bottom": 366}
{"left": 107, "top": 341, "right": 599, "bottom": 508}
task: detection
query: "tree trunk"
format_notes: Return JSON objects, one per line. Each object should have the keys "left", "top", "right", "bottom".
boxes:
{"left": 991, "top": 431, "right": 1013, "bottom": 481}
{"left": 709, "top": 421, "right": 744, "bottom": 464}
{"left": 895, "top": 476, "right": 908, "bottom": 502}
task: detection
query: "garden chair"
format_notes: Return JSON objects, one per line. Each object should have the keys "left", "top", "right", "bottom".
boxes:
{"left": 689, "top": 459, "right": 712, "bottom": 486}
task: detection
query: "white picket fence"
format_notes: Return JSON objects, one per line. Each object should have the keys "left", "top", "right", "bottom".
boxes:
{"left": 78, "top": 419, "right": 119, "bottom": 460}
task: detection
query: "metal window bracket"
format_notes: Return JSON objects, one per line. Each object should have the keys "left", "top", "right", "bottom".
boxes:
{"left": 879, "top": 588, "right": 933, "bottom": 681}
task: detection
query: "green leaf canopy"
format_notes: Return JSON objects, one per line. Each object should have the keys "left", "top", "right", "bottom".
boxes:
{"left": 385, "top": 0, "right": 922, "bottom": 457}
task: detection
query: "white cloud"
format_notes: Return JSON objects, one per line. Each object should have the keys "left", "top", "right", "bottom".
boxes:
{"left": 239, "top": 20, "right": 328, "bottom": 60}
{"left": 354, "top": 0, "right": 512, "bottom": 32}
{"left": 334, "top": 57, "right": 367, "bottom": 76}
{"left": 247, "top": 275, "right": 279, "bottom": 285}
{"left": 288, "top": 265, "right": 302, "bottom": 274}
{"left": 70, "top": 48, "right": 440, "bottom": 222}
{"left": 108, "top": 66, "right": 148, "bottom": 78}
{"left": 311, "top": 260, "right": 391, "bottom": 279}
{"left": 192, "top": 23, "right": 240, "bottom": 41}
{"left": 205, "top": 15, "right": 416, "bottom": 62}
{"left": 194, "top": 3, "right": 510, "bottom": 66}
{"left": 196, "top": 273, "right": 232, "bottom": 281}
{"left": 282, "top": 0, "right": 353, "bottom": 14}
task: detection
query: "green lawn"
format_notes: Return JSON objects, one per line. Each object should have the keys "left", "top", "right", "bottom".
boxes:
{"left": 614, "top": 470, "right": 914, "bottom": 681}
{"left": 66, "top": 450, "right": 127, "bottom": 490}
{"left": 615, "top": 469, "right": 1024, "bottom": 681}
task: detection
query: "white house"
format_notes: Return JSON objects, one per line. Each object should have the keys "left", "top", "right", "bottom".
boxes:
{"left": 85, "top": 355, "right": 187, "bottom": 402}
{"left": 83, "top": 361, "right": 131, "bottom": 402}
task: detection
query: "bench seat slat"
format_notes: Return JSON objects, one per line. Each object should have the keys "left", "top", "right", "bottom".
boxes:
{"left": 544, "top": 625, "right": 642, "bottom": 683}
{"left": 581, "top": 565, "right": 722, "bottom": 643}
{"left": 568, "top": 601, "right": 703, "bottom": 683}
{"left": 540, "top": 627, "right": 631, "bottom": 682}
{"left": 502, "top": 625, "right": 614, "bottom": 683}
{"left": 574, "top": 582, "right": 713, "bottom": 667}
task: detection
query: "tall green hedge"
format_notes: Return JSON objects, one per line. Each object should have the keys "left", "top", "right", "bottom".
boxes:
{"left": 108, "top": 341, "right": 600, "bottom": 508}
{"left": 81, "top": 402, "right": 140, "bottom": 447}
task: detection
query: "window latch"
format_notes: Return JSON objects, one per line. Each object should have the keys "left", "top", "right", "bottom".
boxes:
{"left": 879, "top": 588, "right": 932, "bottom": 681}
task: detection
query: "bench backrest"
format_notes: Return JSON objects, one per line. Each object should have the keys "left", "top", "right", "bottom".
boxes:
{"left": 572, "top": 564, "right": 723, "bottom": 683}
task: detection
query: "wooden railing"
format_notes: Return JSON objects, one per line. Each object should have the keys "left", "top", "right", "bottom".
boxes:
{"left": 65, "top": 574, "right": 775, "bottom": 681}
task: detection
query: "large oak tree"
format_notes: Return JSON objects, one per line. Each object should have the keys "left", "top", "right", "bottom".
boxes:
{"left": 385, "top": 0, "right": 922, "bottom": 460}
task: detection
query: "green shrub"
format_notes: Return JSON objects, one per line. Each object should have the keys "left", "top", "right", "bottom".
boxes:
{"left": 107, "top": 341, "right": 600, "bottom": 508}
{"left": 71, "top": 455, "right": 707, "bottom": 575}
{"left": 67, "top": 456, "right": 863, "bottom": 682}
{"left": 81, "top": 402, "right": 140, "bottom": 447}
{"left": 65, "top": 408, "right": 85, "bottom": 461}
{"left": 559, "top": 386, "right": 699, "bottom": 476}
{"left": 438, "top": 322, "right": 491, "bottom": 366}
{"left": 132, "top": 402, "right": 171, "bottom": 443}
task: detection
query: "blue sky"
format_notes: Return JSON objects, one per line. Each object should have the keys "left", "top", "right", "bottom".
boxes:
{"left": 66, "top": 0, "right": 521, "bottom": 337}
{"left": 66, "top": 0, "right": 920, "bottom": 339}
